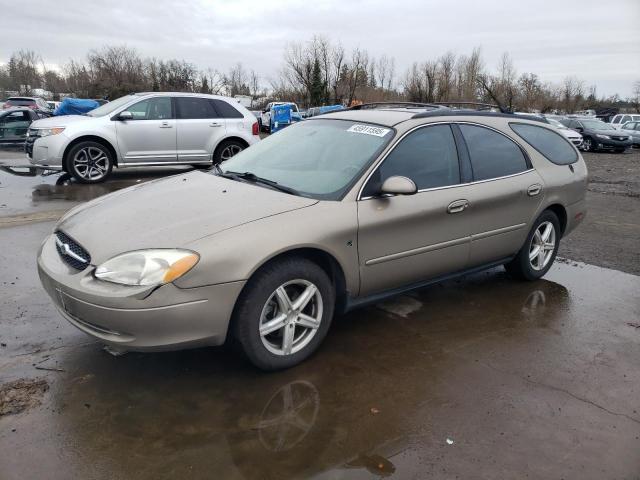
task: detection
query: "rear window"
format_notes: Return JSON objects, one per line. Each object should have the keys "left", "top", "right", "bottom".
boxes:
{"left": 211, "top": 99, "right": 243, "bottom": 118}
{"left": 510, "top": 123, "right": 578, "bottom": 165}
{"left": 459, "top": 124, "right": 528, "bottom": 181}
{"left": 7, "top": 99, "right": 34, "bottom": 106}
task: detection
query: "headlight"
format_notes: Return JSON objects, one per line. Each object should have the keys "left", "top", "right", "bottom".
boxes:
{"left": 36, "top": 127, "right": 66, "bottom": 137}
{"left": 94, "top": 249, "right": 199, "bottom": 286}
{"left": 595, "top": 134, "right": 610, "bottom": 139}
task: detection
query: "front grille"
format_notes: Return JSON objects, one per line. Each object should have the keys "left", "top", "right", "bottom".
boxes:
{"left": 612, "top": 136, "right": 627, "bottom": 141}
{"left": 54, "top": 231, "right": 91, "bottom": 271}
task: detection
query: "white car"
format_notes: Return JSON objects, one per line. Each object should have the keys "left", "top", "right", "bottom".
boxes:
{"left": 610, "top": 113, "right": 640, "bottom": 130}
{"left": 546, "top": 117, "right": 583, "bottom": 147}
{"left": 25, "top": 92, "right": 260, "bottom": 183}
{"left": 260, "top": 102, "right": 299, "bottom": 132}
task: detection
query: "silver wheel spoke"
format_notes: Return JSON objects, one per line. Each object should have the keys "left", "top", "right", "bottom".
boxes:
{"left": 529, "top": 221, "right": 556, "bottom": 271}
{"left": 292, "top": 284, "right": 317, "bottom": 311}
{"left": 541, "top": 223, "right": 553, "bottom": 242}
{"left": 275, "top": 287, "right": 292, "bottom": 311}
{"left": 259, "top": 313, "right": 287, "bottom": 336}
{"left": 282, "top": 324, "right": 295, "bottom": 355}
{"left": 297, "top": 313, "right": 320, "bottom": 330}
{"left": 529, "top": 245, "right": 541, "bottom": 261}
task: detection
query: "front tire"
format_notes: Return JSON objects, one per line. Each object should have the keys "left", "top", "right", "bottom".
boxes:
{"left": 233, "top": 257, "right": 335, "bottom": 370}
{"left": 505, "top": 210, "right": 560, "bottom": 281}
{"left": 582, "top": 137, "right": 597, "bottom": 152}
{"left": 65, "top": 141, "right": 113, "bottom": 183}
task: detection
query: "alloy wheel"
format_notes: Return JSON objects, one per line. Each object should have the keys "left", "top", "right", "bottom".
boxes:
{"left": 220, "top": 144, "right": 243, "bottom": 161}
{"left": 529, "top": 221, "right": 556, "bottom": 271}
{"left": 73, "top": 146, "right": 109, "bottom": 180}
{"left": 259, "top": 279, "right": 323, "bottom": 356}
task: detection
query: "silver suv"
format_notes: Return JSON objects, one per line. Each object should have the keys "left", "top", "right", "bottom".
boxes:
{"left": 25, "top": 92, "right": 260, "bottom": 183}
{"left": 37, "top": 104, "right": 587, "bottom": 370}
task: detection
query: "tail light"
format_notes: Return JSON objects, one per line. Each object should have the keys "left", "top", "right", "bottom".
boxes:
{"left": 252, "top": 121, "right": 259, "bottom": 136}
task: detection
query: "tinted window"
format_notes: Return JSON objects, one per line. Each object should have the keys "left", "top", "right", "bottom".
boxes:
{"left": 1, "top": 111, "right": 29, "bottom": 123}
{"left": 127, "top": 97, "right": 172, "bottom": 120}
{"left": 510, "top": 123, "right": 578, "bottom": 165}
{"left": 459, "top": 124, "right": 528, "bottom": 180}
{"left": 176, "top": 97, "right": 217, "bottom": 119}
{"left": 362, "top": 124, "right": 460, "bottom": 197}
{"left": 6, "top": 99, "right": 34, "bottom": 107}
{"left": 211, "top": 99, "right": 243, "bottom": 118}
{"left": 621, "top": 115, "right": 631, "bottom": 124}
{"left": 612, "top": 116, "right": 621, "bottom": 124}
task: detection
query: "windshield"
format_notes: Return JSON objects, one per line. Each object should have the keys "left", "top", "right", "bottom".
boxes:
{"left": 219, "top": 119, "right": 394, "bottom": 200}
{"left": 86, "top": 95, "right": 135, "bottom": 117}
{"left": 581, "top": 120, "right": 614, "bottom": 130}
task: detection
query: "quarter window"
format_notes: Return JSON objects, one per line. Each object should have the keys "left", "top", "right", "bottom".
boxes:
{"left": 362, "top": 124, "right": 460, "bottom": 197}
{"left": 211, "top": 99, "right": 243, "bottom": 118}
{"left": 127, "top": 97, "right": 173, "bottom": 120}
{"left": 510, "top": 123, "right": 577, "bottom": 165}
{"left": 459, "top": 124, "right": 528, "bottom": 180}
{"left": 176, "top": 97, "right": 218, "bottom": 119}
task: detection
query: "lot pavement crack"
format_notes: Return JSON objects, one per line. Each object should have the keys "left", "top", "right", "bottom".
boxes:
{"left": 447, "top": 349, "right": 640, "bottom": 426}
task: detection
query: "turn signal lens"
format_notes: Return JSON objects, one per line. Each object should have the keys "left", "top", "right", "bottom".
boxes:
{"left": 163, "top": 254, "right": 199, "bottom": 283}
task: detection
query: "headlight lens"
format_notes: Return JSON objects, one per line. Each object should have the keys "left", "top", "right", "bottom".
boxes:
{"left": 94, "top": 249, "right": 199, "bottom": 286}
{"left": 33, "top": 127, "right": 65, "bottom": 137}
{"left": 595, "top": 134, "right": 610, "bottom": 139}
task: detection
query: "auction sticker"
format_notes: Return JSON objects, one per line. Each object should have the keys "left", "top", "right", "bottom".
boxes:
{"left": 347, "top": 124, "right": 391, "bottom": 137}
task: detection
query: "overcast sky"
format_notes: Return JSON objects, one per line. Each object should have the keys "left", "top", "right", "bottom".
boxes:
{"left": 1, "top": 0, "right": 638, "bottom": 96}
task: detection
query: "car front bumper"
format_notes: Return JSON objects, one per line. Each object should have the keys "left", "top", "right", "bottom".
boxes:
{"left": 37, "top": 233, "right": 245, "bottom": 351}
{"left": 25, "top": 133, "right": 68, "bottom": 167}
{"left": 592, "top": 137, "right": 632, "bottom": 150}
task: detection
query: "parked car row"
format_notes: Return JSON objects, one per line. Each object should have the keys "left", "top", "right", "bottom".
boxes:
{"left": 0, "top": 107, "right": 50, "bottom": 144}
{"left": 24, "top": 92, "right": 260, "bottom": 182}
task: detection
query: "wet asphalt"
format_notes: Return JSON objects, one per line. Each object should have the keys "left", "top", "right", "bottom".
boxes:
{"left": 1, "top": 151, "right": 639, "bottom": 479}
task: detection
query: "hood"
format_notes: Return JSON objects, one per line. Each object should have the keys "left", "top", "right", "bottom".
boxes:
{"left": 31, "top": 115, "right": 93, "bottom": 128}
{"left": 57, "top": 171, "right": 318, "bottom": 263}
{"left": 588, "top": 127, "right": 623, "bottom": 135}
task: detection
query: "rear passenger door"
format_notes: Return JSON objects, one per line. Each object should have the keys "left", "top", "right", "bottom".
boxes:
{"left": 458, "top": 124, "right": 544, "bottom": 267}
{"left": 175, "top": 97, "right": 227, "bottom": 163}
{"left": 357, "top": 124, "right": 472, "bottom": 295}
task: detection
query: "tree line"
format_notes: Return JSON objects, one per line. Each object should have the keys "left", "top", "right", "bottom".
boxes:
{"left": 1, "top": 38, "right": 638, "bottom": 113}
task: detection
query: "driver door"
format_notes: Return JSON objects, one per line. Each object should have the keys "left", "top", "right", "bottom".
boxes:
{"left": 114, "top": 97, "right": 177, "bottom": 163}
{"left": 357, "top": 124, "right": 471, "bottom": 296}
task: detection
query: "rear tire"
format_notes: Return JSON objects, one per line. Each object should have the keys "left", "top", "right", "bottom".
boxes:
{"left": 614, "top": 148, "right": 626, "bottom": 153}
{"left": 65, "top": 141, "right": 113, "bottom": 184}
{"left": 233, "top": 257, "right": 335, "bottom": 370}
{"left": 505, "top": 210, "right": 560, "bottom": 281}
{"left": 213, "top": 139, "right": 245, "bottom": 165}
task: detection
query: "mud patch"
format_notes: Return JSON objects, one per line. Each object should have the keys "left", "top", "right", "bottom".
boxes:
{"left": 0, "top": 378, "right": 49, "bottom": 416}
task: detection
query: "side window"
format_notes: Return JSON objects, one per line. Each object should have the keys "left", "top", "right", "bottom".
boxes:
{"left": 362, "top": 124, "right": 460, "bottom": 197}
{"left": 510, "top": 123, "right": 577, "bottom": 165}
{"left": 459, "top": 124, "right": 528, "bottom": 181}
{"left": 176, "top": 97, "right": 218, "bottom": 119}
{"left": 127, "top": 97, "right": 172, "bottom": 120}
{"left": 3, "top": 112, "right": 28, "bottom": 123}
{"left": 211, "top": 99, "right": 243, "bottom": 118}
{"left": 621, "top": 115, "right": 631, "bottom": 124}
{"left": 612, "top": 116, "right": 621, "bottom": 124}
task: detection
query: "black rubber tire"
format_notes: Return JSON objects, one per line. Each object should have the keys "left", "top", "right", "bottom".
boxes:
{"left": 614, "top": 148, "right": 626, "bottom": 153}
{"left": 232, "top": 257, "right": 335, "bottom": 371}
{"left": 65, "top": 141, "right": 113, "bottom": 184}
{"left": 505, "top": 210, "right": 561, "bottom": 281}
{"left": 212, "top": 139, "right": 245, "bottom": 165}
{"left": 582, "top": 137, "right": 597, "bottom": 152}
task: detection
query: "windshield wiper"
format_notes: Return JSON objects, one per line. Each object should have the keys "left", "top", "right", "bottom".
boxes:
{"left": 218, "top": 170, "right": 300, "bottom": 196}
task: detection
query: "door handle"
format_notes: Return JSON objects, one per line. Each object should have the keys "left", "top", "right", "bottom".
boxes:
{"left": 159, "top": 122, "right": 172, "bottom": 128}
{"left": 447, "top": 199, "right": 469, "bottom": 214}
{"left": 209, "top": 122, "right": 222, "bottom": 127}
{"left": 527, "top": 184, "right": 542, "bottom": 196}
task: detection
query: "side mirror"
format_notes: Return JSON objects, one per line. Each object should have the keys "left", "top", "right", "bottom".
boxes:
{"left": 380, "top": 176, "right": 417, "bottom": 196}
{"left": 117, "top": 111, "right": 133, "bottom": 121}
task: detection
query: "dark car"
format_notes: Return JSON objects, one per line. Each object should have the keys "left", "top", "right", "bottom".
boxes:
{"left": 0, "top": 107, "right": 49, "bottom": 144}
{"left": 560, "top": 118, "right": 632, "bottom": 153}
{"left": 3, "top": 96, "right": 52, "bottom": 113}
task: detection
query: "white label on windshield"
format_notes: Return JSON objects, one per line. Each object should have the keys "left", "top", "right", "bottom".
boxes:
{"left": 347, "top": 124, "right": 391, "bottom": 137}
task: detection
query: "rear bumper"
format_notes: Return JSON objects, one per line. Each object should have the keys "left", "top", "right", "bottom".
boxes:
{"left": 564, "top": 198, "right": 587, "bottom": 237}
{"left": 37, "top": 233, "right": 245, "bottom": 351}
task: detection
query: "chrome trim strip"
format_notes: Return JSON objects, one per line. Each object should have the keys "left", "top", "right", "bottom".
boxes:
{"left": 357, "top": 120, "right": 532, "bottom": 201}
{"left": 55, "top": 235, "right": 88, "bottom": 263}
{"left": 118, "top": 161, "right": 210, "bottom": 167}
{"left": 471, "top": 223, "right": 526, "bottom": 241}
{"left": 365, "top": 236, "right": 470, "bottom": 266}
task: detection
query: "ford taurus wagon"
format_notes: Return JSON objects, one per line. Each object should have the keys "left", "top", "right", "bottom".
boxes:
{"left": 37, "top": 104, "right": 587, "bottom": 370}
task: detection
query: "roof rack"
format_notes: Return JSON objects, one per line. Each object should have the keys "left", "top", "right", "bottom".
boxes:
{"left": 430, "top": 101, "right": 503, "bottom": 111}
{"left": 348, "top": 102, "right": 447, "bottom": 111}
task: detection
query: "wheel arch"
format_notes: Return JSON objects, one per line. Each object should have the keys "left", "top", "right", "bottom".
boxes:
{"left": 544, "top": 203, "right": 568, "bottom": 236}
{"left": 240, "top": 247, "right": 349, "bottom": 316}
{"left": 62, "top": 135, "right": 119, "bottom": 171}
